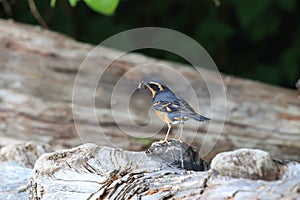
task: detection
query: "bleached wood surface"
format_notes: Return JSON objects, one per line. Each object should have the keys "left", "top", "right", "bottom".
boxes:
{"left": 28, "top": 143, "right": 299, "bottom": 199}
{"left": 0, "top": 19, "right": 299, "bottom": 163}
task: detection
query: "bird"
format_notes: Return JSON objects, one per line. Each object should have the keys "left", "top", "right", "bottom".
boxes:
{"left": 138, "top": 80, "right": 210, "bottom": 142}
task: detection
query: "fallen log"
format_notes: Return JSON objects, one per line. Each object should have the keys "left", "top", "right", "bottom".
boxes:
{"left": 27, "top": 142, "right": 299, "bottom": 199}
{"left": 1, "top": 141, "right": 299, "bottom": 199}
{"left": 0, "top": 19, "right": 299, "bottom": 163}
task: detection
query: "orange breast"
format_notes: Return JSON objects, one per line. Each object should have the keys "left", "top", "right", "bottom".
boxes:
{"left": 155, "top": 110, "right": 172, "bottom": 124}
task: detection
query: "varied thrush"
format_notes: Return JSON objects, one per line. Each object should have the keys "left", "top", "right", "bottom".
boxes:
{"left": 138, "top": 80, "right": 210, "bottom": 142}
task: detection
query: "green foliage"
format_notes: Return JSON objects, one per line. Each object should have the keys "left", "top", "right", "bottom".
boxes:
{"left": 249, "top": 11, "right": 281, "bottom": 42}
{"left": 51, "top": 0, "right": 119, "bottom": 15}
{"left": 275, "top": 0, "right": 296, "bottom": 11}
{"left": 68, "top": 0, "right": 79, "bottom": 7}
{"left": 280, "top": 46, "right": 299, "bottom": 82}
{"left": 1, "top": 0, "right": 299, "bottom": 88}
{"left": 196, "top": 10, "right": 235, "bottom": 52}
{"left": 50, "top": 0, "right": 56, "bottom": 7}
{"left": 232, "top": 0, "right": 271, "bottom": 28}
{"left": 84, "top": 0, "right": 119, "bottom": 15}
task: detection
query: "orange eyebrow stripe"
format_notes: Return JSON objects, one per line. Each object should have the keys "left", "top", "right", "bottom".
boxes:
{"left": 149, "top": 82, "right": 163, "bottom": 91}
{"left": 146, "top": 85, "right": 156, "bottom": 97}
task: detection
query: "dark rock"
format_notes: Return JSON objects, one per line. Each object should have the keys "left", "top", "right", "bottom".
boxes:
{"left": 146, "top": 139, "right": 210, "bottom": 171}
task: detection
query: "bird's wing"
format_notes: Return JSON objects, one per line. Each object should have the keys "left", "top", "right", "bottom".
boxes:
{"left": 153, "top": 99, "right": 195, "bottom": 114}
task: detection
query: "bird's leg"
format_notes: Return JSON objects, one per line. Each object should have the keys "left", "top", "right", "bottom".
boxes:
{"left": 163, "top": 123, "right": 171, "bottom": 142}
{"left": 177, "top": 122, "right": 184, "bottom": 141}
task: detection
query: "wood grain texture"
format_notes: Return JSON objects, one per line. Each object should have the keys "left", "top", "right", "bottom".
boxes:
{"left": 28, "top": 143, "right": 300, "bottom": 200}
{"left": 0, "top": 19, "right": 299, "bottom": 163}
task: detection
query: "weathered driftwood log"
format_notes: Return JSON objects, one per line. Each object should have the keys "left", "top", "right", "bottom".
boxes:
{"left": 27, "top": 143, "right": 299, "bottom": 200}
{"left": 0, "top": 142, "right": 50, "bottom": 199}
{"left": 0, "top": 19, "right": 299, "bottom": 163}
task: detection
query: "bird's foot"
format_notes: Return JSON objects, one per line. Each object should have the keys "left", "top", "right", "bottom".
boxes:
{"left": 163, "top": 139, "right": 169, "bottom": 143}
{"left": 157, "top": 139, "right": 170, "bottom": 144}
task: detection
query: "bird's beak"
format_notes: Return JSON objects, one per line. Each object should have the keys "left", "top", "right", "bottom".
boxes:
{"left": 138, "top": 81, "right": 148, "bottom": 89}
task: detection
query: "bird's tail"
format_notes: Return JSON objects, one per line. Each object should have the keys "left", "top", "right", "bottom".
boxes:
{"left": 186, "top": 113, "right": 210, "bottom": 122}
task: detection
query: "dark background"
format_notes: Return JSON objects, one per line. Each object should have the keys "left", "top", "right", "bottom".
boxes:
{"left": 1, "top": 0, "right": 299, "bottom": 88}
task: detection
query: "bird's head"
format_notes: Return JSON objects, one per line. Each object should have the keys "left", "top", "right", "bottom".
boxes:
{"left": 138, "top": 80, "right": 167, "bottom": 97}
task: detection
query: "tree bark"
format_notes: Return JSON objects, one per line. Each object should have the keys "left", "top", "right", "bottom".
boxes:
{"left": 0, "top": 19, "right": 299, "bottom": 163}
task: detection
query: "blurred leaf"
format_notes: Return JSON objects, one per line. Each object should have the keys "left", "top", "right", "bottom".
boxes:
{"left": 69, "top": 0, "right": 80, "bottom": 7}
{"left": 280, "top": 48, "right": 299, "bottom": 82}
{"left": 249, "top": 12, "right": 280, "bottom": 41}
{"left": 83, "top": 0, "right": 119, "bottom": 15}
{"left": 50, "top": 0, "right": 56, "bottom": 7}
{"left": 275, "top": 0, "right": 296, "bottom": 11}
{"left": 231, "top": 0, "right": 271, "bottom": 27}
